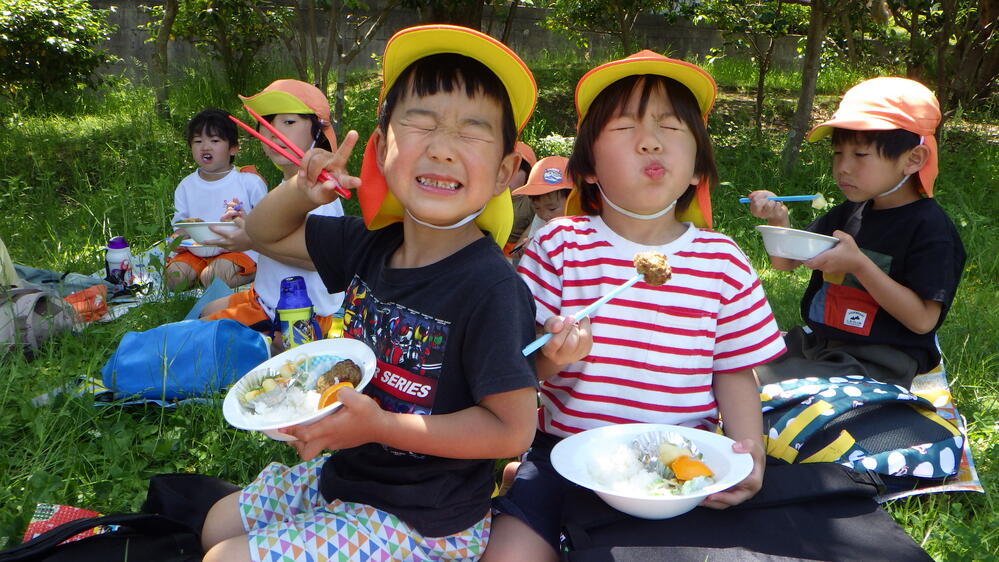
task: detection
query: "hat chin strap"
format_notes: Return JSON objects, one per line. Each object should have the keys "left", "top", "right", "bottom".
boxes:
{"left": 405, "top": 206, "right": 486, "bottom": 230}
{"left": 597, "top": 183, "right": 676, "bottom": 220}
{"left": 877, "top": 174, "right": 911, "bottom": 199}
{"left": 878, "top": 136, "right": 924, "bottom": 199}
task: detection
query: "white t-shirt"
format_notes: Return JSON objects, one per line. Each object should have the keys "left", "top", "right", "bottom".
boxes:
{"left": 252, "top": 200, "right": 346, "bottom": 319}
{"left": 172, "top": 168, "right": 269, "bottom": 262}
{"left": 517, "top": 215, "right": 786, "bottom": 437}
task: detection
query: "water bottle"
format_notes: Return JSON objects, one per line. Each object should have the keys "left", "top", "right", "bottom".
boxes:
{"left": 104, "top": 236, "right": 133, "bottom": 289}
{"left": 275, "top": 276, "right": 322, "bottom": 348}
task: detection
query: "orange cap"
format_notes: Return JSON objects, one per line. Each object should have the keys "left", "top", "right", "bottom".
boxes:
{"left": 239, "top": 79, "right": 336, "bottom": 149}
{"left": 359, "top": 25, "right": 537, "bottom": 247}
{"left": 512, "top": 156, "right": 573, "bottom": 196}
{"left": 567, "top": 50, "right": 716, "bottom": 228}
{"left": 514, "top": 141, "right": 537, "bottom": 169}
{"left": 807, "top": 77, "right": 941, "bottom": 196}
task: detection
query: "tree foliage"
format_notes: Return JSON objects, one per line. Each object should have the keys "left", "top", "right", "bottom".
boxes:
{"left": 540, "top": 0, "right": 687, "bottom": 54}
{"left": 0, "top": 0, "right": 116, "bottom": 99}
{"left": 143, "top": 0, "right": 293, "bottom": 94}
{"left": 693, "top": 0, "right": 809, "bottom": 130}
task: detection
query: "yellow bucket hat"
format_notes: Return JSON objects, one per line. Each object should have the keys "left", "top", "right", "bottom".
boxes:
{"left": 359, "top": 24, "right": 538, "bottom": 247}
{"left": 567, "top": 50, "right": 717, "bottom": 228}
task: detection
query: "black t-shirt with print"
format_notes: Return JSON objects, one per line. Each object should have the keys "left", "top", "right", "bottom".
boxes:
{"left": 304, "top": 215, "right": 538, "bottom": 537}
{"left": 802, "top": 198, "right": 965, "bottom": 372}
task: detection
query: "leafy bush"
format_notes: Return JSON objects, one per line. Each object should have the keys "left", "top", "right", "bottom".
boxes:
{"left": 0, "top": 0, "right": 116, "bottom": 101}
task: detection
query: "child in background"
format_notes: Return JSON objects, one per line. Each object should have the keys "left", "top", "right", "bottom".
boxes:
{"left": 198, "top": 80, "right": 345, "bottom": 341}
{"left": 486, "top": 51, "right": 786, "bottom": 561}
{"left": 165, "top": 108, "right": 267, "bottom": 291}
{"left": 201, "top": 25, "right": 539, "bottom": 561}
{"left": 512, "top": 155, "right": 573, "bottom": 241}
{"left": 504, "top": 141, "right": 538, "bottom": 257}
{"left": 749, "top": 77, "right": 965, "bottom": 388}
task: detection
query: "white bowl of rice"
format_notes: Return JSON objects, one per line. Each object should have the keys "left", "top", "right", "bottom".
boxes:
{"left": 222, "top": 338, "right": 376, "bottom": 441}
{"left": 551, "top": 423, "right": 754, "bottom": 519}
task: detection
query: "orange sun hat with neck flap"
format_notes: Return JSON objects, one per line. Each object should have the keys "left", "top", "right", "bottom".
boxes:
{"left": 512, "top": 156, "right": 573, "bottom": 197}
{"left": 238, "top": 79, "right": 337, "bottom": 149}
{"left": 358, "top": 24, "right": 538, "bottom": 247}
{"left": 807, "top": 77, "right": 941, "bottom": 197}
{"left": 565, "top": 50, "right": 717, "bottom": 228}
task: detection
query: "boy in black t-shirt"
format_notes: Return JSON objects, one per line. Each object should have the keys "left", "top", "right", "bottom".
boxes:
{"left": 748, "top": 77, "right": 965, "bottom": 388}
{"left": 201, "top": 25, "right": 540, "bottom": 561}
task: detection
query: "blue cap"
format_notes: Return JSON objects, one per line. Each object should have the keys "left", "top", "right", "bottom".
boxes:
{"left": 277, "top": 276, "right": 311, "bottom": 309}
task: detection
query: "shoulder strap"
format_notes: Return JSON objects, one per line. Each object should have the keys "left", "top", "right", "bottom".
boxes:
{"left": 0, "top": 513, "right": 192, "bottom": 561}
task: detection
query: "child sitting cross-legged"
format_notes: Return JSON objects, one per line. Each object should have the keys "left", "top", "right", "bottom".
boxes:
{"left": 166, "top": 108, "right": 268, "bottom": 291}
{"left": 200, "top": 25, "right": 540, "bottom": 561}
{"left": 749, "top": 77, "right": 966, "bottom": 389}
{"left": 484, "top": 51, "right": 787, "bottom": 561}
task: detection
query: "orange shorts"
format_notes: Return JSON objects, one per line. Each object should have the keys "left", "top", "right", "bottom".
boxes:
{"left": 167, "top": 251, "right": 257, "bottom": 276}
{"left": 204, "top": 285, "right": 337, "bottom": 336}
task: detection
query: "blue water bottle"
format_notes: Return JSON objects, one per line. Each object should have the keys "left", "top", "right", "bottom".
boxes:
{"left": 275, "top": 276, "right": 322, "bottom": 348}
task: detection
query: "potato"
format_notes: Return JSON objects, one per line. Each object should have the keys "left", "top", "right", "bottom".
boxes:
{"left": 658, "top": 443, "right": 693, "bottom": 466}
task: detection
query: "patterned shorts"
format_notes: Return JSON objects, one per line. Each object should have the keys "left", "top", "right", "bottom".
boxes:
{"left": 239, "top": 458, "right": 491, "bottom": 561}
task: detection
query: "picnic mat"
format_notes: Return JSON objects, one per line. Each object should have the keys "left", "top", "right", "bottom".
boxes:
{"left": 878, "top": 359, "right": 984, "bottom": 501}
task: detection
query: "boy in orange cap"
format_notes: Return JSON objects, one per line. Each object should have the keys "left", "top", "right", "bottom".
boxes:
{"left": 749, "top": 77, "right": 966, "bottom": 388}
{"left": 201, "top": 25, "right": 539, "bottom": 561}
{"left": 510, "top": 155, "right": 573, "bottom": 244}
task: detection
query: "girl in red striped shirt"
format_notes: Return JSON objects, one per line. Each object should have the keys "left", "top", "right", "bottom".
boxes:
{"left": 485, "top": 51, "right": 786, "bottom": 561}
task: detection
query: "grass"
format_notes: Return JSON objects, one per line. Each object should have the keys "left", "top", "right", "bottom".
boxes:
{"left": 0, "top": 54, "right": 996, "bottom": 558}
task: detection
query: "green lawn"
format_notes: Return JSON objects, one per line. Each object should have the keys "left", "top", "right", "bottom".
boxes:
{"left": 0, "top": 57, "right": 995, "bottom": 558}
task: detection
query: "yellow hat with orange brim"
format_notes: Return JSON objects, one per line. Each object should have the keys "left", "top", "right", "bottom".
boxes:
{"left": 807, "top": 77, "right": 941, "bottom": 197}
{"left": 567, "top": 50, "right": 717, "bottom": 228}
{"left": 358, "top": 25, "right": 537, "bottom": 247}
{"left": 238, "top": 79, "right": 337, "bottom": 149}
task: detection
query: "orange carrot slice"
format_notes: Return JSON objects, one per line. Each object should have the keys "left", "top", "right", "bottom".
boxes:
{"left": 670, "top": 455, "right": 714, "bottom": 481}
{"left": 318, "top": 382, "right": 354, "bottom": 409}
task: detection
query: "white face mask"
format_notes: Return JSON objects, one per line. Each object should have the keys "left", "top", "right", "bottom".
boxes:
{"left": 597, "top": 183, "right": 676, "bottom": 220}
{"left": 405, "top": 206, "right": 486, "bottom": 230}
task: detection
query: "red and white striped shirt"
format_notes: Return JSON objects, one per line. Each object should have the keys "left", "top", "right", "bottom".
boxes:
{"left": 518, "top": 216, "right": 785, "bottom": 437}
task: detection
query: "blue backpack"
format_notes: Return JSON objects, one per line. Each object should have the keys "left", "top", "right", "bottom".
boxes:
{"left": 760, "top": 375, "right": 962, "bottom": 483}
{"left": 101, "top": 319, "right": 268, "bottom": 401}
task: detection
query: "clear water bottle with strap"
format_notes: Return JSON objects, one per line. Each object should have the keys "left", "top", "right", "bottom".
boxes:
{"left": 104, "top": 236, "right": 133, "bottom": 290}
{"left": 275, "top": 276, "right": 321, "bottom": 348}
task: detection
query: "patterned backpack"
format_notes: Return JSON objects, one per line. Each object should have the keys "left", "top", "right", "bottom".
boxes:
{"left": 760, "top": 375, "right": 962, "bottom": 485}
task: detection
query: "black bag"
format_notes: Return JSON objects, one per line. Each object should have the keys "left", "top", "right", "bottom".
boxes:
{"left": 560, "top": 463, "right": 932, "bottom": 561}
{"left": 0, "top": 474, "right": 239, "bottom": 562}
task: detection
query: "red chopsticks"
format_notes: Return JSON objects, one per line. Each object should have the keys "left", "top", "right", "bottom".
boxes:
{"left": 228, "top": 110, "right": 351, "bottom": 199}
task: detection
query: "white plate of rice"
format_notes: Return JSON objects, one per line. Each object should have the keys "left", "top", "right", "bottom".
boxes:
{"left": 551, "top": 423, "right": 754, "bottom": 519}
{"left": 222, "top": 338, "right": 376, "bottom": 441}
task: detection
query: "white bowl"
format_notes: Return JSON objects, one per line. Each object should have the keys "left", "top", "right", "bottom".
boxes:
{"left": 172, "top": 221, "right": 239, "bottom": 244}
{"left": 223, "top": 338, "right": 377, "bottom": 441}
{"left": 179, "top": 239, "right": 224, "bottom": 258}
{"left": 755, "top": 225, "right": 838, "bottom": 260}
{"left": 551, "top": 423, "right": 753, "bottom": 519}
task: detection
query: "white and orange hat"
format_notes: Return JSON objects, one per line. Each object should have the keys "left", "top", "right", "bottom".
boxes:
{"left": 807, "top": 77, "right": 941, "bottom": 196}
{"left": 357, "top": 25, "right": 538, "bottom": 247}
{"left": 512, "top": 156, "right": 573, "bottom": 197}
{"left": 566, "top": 50, "right": 717, "bottom": 228}
{"left": 239, "top": 79, "right": 336, "bottom": 148}
{"left": 514, "top": 141, "right": 538, "bottom": 170}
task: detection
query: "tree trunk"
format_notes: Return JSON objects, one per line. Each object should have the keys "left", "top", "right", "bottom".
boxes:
{"left": 754, "top": 38, "right": 774, "bottom": 132}
{"left": 780, "top": 0, "right": 833, "bottom": 173}
{"left": 501, "top": 0, "right": 520, "bottom": 44}
{"left": 424, "top": 1, "right": 484, "bottom": 30}
{"left": 151, "top": 0, "right": 178, "bottom": 118}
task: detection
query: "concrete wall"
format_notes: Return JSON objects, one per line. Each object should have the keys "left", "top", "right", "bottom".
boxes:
{"left": 93, "top": 1, "right": 802, "bottom": 78}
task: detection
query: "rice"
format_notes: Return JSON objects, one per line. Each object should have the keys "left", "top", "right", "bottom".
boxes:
{"left": 587, "top": 442, "right": 714, "bottom": 497}
{"left": 247, "top": 387, "right": 321, "bottom": 423}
